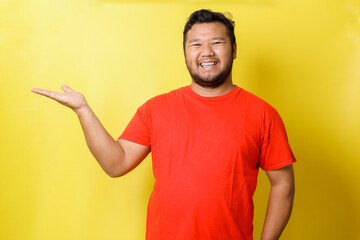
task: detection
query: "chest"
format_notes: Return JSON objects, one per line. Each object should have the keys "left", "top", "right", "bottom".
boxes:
{"left": 150, "top": 100, "right": 262, "bottom": 177}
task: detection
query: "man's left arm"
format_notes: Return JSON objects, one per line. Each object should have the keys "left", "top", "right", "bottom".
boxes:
{"left": 260, "top": 164, "right": 295, "bottom": 240}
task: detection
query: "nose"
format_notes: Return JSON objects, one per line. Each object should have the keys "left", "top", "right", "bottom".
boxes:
{"left": 201, "top": 43, "right": 215, "bottom": 57}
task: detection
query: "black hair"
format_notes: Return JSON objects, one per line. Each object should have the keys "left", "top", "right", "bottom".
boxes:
{"left": 183, "top": 9, "right": 236, "bottom": 51}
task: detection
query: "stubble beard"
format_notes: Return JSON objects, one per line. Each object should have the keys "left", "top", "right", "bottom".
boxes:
{"left": 186, "top": 59, "right": 234, "bottom": 89}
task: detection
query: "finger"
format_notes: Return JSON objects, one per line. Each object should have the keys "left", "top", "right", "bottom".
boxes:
{"left": 31, "top": 88, "right": 65, "bottom": 101}
{"left": 31, "top": 88, "right": 52, "bottom": 96}
{"left": 61, "top": 85, "right": 73, "bottom": 93}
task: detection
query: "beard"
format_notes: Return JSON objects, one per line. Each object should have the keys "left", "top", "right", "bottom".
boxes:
{"left": 186, "top": 59, "right": 234, "bottom": 88}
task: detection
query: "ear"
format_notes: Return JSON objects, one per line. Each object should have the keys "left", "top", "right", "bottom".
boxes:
{"left": 232, "top": 42, "right": 237, "bottom": 59}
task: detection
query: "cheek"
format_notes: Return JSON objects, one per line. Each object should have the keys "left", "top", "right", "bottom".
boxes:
{"left": 186, "top": 49, "right": 199, "bottom": 60}
{"left": 186, "top": 55, "right": 197, "bottom": 66}
{"left": 185, "top": 58, "right": 195, "bottom": 71}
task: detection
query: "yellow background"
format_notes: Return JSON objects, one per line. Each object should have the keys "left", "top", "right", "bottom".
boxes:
{"left": 1, "top": 0, "right": 359, "bottom": 239}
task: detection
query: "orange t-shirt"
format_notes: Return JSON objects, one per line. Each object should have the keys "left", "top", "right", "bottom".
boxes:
{"left": 120, "top": 85, "right": 296, "bottom": 240}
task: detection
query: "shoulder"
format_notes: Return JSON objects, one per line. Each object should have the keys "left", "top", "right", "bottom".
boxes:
{"left": 238, "top": 87, "right": 278, "bottom": 117}
{"left": 146, "top": 86, "right": 189, "bottom": 106}
{"left": 136, "top": 86, "right": 189, "bottom": 115}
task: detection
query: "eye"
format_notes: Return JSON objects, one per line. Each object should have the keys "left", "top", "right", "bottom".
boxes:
{"left": 192, "top": 43, "right": 201, "bottom": 47}
{"left": 213, "top": 41, "right": 222, "bottom": 45}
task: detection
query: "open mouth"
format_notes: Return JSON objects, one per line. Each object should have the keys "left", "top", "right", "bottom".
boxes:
{"left": 199, "top": 61, "right": 218, "bottom": 67}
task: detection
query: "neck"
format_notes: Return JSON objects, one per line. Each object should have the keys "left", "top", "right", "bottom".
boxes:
{"left": 190, "top": 78, "right": 235, "bottom": 97}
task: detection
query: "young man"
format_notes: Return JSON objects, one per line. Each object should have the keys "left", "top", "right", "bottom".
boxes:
{"left": 32, "top": 9, "right": 295, "bottom": 240}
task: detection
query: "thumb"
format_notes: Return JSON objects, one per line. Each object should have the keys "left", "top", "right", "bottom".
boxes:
{"left": 61, "top": 85, "right": 73, "bottom": 93}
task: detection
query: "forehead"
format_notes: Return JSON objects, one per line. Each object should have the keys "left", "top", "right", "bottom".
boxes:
{"left": 186, "top": 22, "right": 229, "bottom": 42}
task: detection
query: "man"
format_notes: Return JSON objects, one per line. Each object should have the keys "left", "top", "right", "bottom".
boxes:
{"left": 32, "top": 9, "right": 295, "bottom": 240}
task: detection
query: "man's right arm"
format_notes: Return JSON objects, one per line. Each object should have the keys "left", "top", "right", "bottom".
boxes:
{"left": 76, "top": 105, "right": 150, "bottom": 177}
{"left": 32, "top": 85, "right": 150, "bottom": 177}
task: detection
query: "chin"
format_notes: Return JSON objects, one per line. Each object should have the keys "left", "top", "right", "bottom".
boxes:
{"left": 193, "top": 77, "right": 227, "bottom": 88}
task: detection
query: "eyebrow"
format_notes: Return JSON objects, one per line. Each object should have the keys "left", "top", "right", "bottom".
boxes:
{"left": 188, "top": 37, "right": 226, "bottom": 44}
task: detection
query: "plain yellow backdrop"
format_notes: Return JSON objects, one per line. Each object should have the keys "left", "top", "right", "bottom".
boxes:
{"left": 1, "top": 0, "right": 359, "bottom": 239}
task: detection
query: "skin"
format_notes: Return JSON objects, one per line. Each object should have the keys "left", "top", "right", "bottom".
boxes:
{"left": 184, "top": 23, "right": 295, "bottom": 239}
{"left": 262, "top": 165, "right": 295, "bottom": 240}
{"left": 32, "top": 21, "right": 294, "bottom": 240}
{"left": 184, "top": 22, "right": 237, "bottom": 97}
{"left": 31, "top": 85, "right": 150, "bottom": 177}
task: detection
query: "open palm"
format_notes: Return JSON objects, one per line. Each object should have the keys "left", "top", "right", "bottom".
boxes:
{"left": 31, "top": 85, "right": 87, "bottom": 112}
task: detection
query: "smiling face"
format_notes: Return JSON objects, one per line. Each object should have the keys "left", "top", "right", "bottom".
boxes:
{"left": 184, "top": 22, "right": 237, "bottom": 88}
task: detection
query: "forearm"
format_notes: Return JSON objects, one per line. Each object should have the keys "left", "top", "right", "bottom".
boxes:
{"left": 76, "top": 105, "right": 124, "bottom": 177}
{"left": 260, "top": 183, "right": 295, "bottom": 240}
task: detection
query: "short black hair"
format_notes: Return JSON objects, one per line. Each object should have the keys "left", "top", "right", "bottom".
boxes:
{"left": 183, "top": 9, "right": 236, "bottom": 51}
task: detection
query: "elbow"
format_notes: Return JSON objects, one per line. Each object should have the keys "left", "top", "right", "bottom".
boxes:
{"left": 103, "top": 159, "right": 127, "bottom": 178}
{"left": 288, "top": 178, "right": 295, "bottom": 199}
{"left": 286, "top": 183, "right": 295, "bottom": 204}
{"left": 284, "top": 182, "right": 295, "bottom": 200}
{"left": 107, "top": 171, "right": 122, "bottom": 178}
{"left": 291, "top": 183, "right": 295, "bottom": 198}
{"left": 104, "top": 150, "right": 128, "bottom": 178}
{"left": 106, "top": 167, "right": 127, "bottom": 178}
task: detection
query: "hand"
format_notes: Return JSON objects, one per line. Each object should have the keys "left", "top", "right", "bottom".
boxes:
{"left": 31, "top": 85, "right": 88, "bottom": 114}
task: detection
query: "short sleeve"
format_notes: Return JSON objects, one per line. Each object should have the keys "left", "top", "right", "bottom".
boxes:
{"left": 119, "top": 101, "right": 151, "bottom": 147}
{"left": 259, "top": 110, "right": 296, "bottom": 170}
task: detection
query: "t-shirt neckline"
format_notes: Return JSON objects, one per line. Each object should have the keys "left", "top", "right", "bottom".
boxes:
{"left": 186, "top": 84, "right": 241, "bottom": 101}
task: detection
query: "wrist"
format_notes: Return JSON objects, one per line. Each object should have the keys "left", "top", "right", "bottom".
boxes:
{"left": 75, "top": 104, "right": 91, "bottom": 117}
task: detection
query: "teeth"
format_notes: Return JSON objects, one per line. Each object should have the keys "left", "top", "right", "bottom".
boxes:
{"left": 200, "top": 62, "right": 216, "bottom": 66}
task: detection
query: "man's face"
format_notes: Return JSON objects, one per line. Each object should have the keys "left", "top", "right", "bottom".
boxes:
{"left": 184, "top": 22, "right": 237, "bottom": 88}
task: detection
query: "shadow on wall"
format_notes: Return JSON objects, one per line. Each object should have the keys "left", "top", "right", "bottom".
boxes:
{"left": 293, "top": 135, "right": 359, "bottom": 239}
{"left": 247, "top": 55, "right": 360, "bottom": 239}
{"left": 252, "top": 92, "right": 360, "bottom": 239}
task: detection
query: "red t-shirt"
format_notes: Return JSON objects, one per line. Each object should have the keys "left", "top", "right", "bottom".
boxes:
{"left": 120, "top": 85, "right": 296, "bottom": 240}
